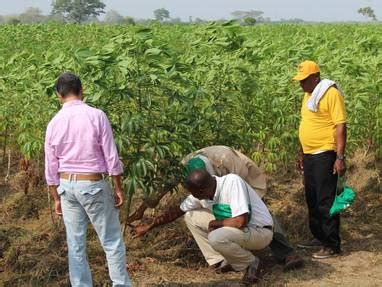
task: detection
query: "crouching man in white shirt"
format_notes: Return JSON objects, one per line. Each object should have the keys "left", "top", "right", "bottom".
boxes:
{"left": 184, "top": 169, "right": 273, "bottom": 285}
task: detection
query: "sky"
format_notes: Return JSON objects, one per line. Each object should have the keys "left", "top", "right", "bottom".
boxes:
{"left": 0, "top": 0, "right": 381, "bottom": 22}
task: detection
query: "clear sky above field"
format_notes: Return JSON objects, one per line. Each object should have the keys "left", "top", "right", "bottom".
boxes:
{"left": 1, "top": 0, "right": 381, "bottom": 21}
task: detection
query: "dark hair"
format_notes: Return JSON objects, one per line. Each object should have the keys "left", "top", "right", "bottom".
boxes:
{"left": 184, "top": 169, "right": 212, "bottom": 191}
{"left": 55, "top": 72, "right": 82, "bottom": 97}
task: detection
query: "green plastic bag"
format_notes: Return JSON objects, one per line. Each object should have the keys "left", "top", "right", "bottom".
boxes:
{"left": 329, "top": 176, "right": 355, "bottom": 217}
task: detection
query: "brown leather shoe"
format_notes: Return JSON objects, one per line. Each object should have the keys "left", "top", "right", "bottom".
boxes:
{"left": 283, "top": 254, "right": 304, "bottom": 272}
{"left": 242, "top": 257, "right": 262, "bottom": 285}
{"left": 312, "top": 247, "right": 340, "bottom": 259}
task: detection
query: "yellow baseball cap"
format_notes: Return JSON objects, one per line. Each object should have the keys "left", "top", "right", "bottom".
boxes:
{"left": 293, "top": 60, "right": 320, "bottom": 81}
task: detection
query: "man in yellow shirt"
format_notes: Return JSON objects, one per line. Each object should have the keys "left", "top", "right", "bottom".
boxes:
{"left": 293, "top": 61, "right": 346, "bottom": 259}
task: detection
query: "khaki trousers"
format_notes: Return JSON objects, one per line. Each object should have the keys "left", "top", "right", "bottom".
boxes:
{"left": 184, "top": 209, "right": 273, "bottom": 271}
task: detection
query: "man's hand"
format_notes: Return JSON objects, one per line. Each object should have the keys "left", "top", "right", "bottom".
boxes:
{"left": 208, "top": 220, "right": 223, "bottom": 232}
{"left": 131, "top": 223, "right": 153, "bottom": 239}
{"left": 111, "top": 175, "right": 124, "bottom": 208}
{"left": 49, "top": 185, "right": 62, "bottom": 216}
{"left": 333, "top": 159, "right": 346, "bottom": 176}
{"left": 130, "top": 206, "right": 185, "bottom": 238}
{"left": 54, "top": 199, "right": 62, "bottom": 216}
{"left": 114, "top": 189, "right": 124, "bottom": 208}
{"left": 334, "top": 123, "right": 347, "bottom": 176}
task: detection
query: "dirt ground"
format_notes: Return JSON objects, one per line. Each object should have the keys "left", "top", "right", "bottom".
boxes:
{"left": 0, "top": 151, "right": 381, "bottom": 286}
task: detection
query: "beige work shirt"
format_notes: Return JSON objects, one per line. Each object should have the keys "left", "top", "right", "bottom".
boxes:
{"left": 182, "top": 145, "right": 267, "bottom": 197}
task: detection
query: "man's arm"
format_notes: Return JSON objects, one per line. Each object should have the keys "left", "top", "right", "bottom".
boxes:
{"left": 132, "top": 206, "right": 185, "bottom": 238}
{"left": 111, "top": 175, "right": 124, "bottom": 208}
{"left": 334, "top": 123, "right": 347, "bottom": 175}
{"left": 45, "top": 124, "right": 62, "bottom": 215}
{"left": 49, "top": 185, "right": 62, "bottom": 215}
{"left": 208, "top": 213, "right": 248, "bottom": 231}
{"left": 99, "top": 111, "right": 123, "bottom": 176}
{"left": 99, "top": 111, "right": 126, "bottom": 207}
{"left": 328, "top": 88, "right": 347, "bottom": 176}
{"left": 210, "top": 175, "right": 251, "bottom": 231}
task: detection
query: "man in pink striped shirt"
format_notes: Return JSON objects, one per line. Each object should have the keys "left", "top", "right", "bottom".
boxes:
{"left": 45, "top": 72, "right": 132, "bottom": 286}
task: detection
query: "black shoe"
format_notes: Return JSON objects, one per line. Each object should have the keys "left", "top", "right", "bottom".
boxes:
{"left": 283, "top": 254, "right": 304, "bottom": 272}
{"left": 211, "top": 260, "right": 224, "bottom": 270}
{"left": 242, "top": 257, "right": 262, "bottom": 285}
{"left": 297, "top": 238, "right": 323, "bottom": 249}
{"left": 215, "top": 263, "right": 236, "bottom": 273}
{"left": 312, "top": 247, "right": 341, "bottom": 259}
{"left": 212, "top": 260, "right": 237, "bottom": 273}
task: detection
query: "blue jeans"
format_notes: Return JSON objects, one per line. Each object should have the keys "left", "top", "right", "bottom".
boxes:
{"left": 58, "top": 179, "right": 132, "bottom": 287}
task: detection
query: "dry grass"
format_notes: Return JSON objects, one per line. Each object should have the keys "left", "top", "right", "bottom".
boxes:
{"left": 1, "top": 223, "right": 68, "bottom": 286}
{"left": 0, "top": 150, "right": 381, "bottom": 286}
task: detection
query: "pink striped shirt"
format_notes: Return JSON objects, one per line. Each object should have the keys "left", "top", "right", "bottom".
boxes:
{"left": 44, "top": 100, "right": 122, "bottom": 185}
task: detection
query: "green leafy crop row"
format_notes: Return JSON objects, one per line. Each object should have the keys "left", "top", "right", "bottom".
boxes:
{"left": 0, "top": 22, "right": 381, "bottom": 213}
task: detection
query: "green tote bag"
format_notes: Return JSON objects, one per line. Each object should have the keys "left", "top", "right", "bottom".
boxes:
{"left": 329, "top": 175, "right": 356, "bottom": 217}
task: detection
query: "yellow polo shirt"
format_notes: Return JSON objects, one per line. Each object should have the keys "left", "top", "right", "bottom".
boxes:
{"left": 299, "top": 87, "right": 346, "bottom": 154}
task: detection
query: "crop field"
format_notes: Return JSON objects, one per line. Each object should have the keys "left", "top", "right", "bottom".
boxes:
{"left": 0, "top": 23, "right": 381, "bottom": 286}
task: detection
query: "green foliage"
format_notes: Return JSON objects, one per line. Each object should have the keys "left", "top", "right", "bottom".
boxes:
{"left": 0, "top": 23, "right": 380, "bottom": 212}
{"left": 243, "top": 17, "right": 256, "bottom": 26}
{"left": 51, "top": 0, "right": 106, "bottom": 23}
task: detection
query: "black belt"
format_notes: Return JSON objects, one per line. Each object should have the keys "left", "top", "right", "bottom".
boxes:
{"left": 263, "top": 225, "right": 273, "bottom": 231}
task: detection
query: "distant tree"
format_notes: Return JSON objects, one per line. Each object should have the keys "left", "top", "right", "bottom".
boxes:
{"left": 170, "top": 17, "right": 182, "bottom": 24}
{"left": 261, "top": 17, "right": 271, "bottom": 23}
{"left": 104, "top": 9, "right": 124, "bottom": 23}
{"left": 19, "top": 7, "right": 45, "bottom": 23}
{"left": 46, "top": 13, "right": 66, "bottom": 23}
{"left": 153, "top": 8, "right": 170, "bottom": 21}
{"left": 51, "top": 0, "right": 106, "bottom": 23}
{"left": 216, "top": 18, "right": 228, "bottom": 24}
{"left": 280, "top": 18, "right": 304, "bottom": 23}
{"left": 86, "top": 15, "right": 100, "bottom": 23}
{"left": 123, "top": 16, "right": 135, "bottom": 25}
{"left": 243, "top": 16, "right": 256, "bottom": 25}
{"left": 194, "top": 17, "right": 205, "bottom": 24}
{"left": 358, "top": 7, "right": 377, "bottom": 21}
{"left": 7, "top": 17, "right": 21, "bottom": 25}
{"left": 231, "top": 10, "right": 264, "bottom": 21}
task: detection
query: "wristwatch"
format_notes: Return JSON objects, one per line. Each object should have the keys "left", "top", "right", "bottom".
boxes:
{"left": 336, "top": 155, "right": 345, "bottom": 160}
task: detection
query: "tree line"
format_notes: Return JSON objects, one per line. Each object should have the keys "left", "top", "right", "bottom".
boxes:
{"left": 0, "top": 0, "right": 378, "bottom": 25}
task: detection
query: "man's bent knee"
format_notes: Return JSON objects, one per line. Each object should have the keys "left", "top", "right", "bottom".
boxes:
{"left": 184, "top": 209, "right": 211, "bottom": 226}
{"left": 208, "top": 228, "right": 230, "bottom": 251}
